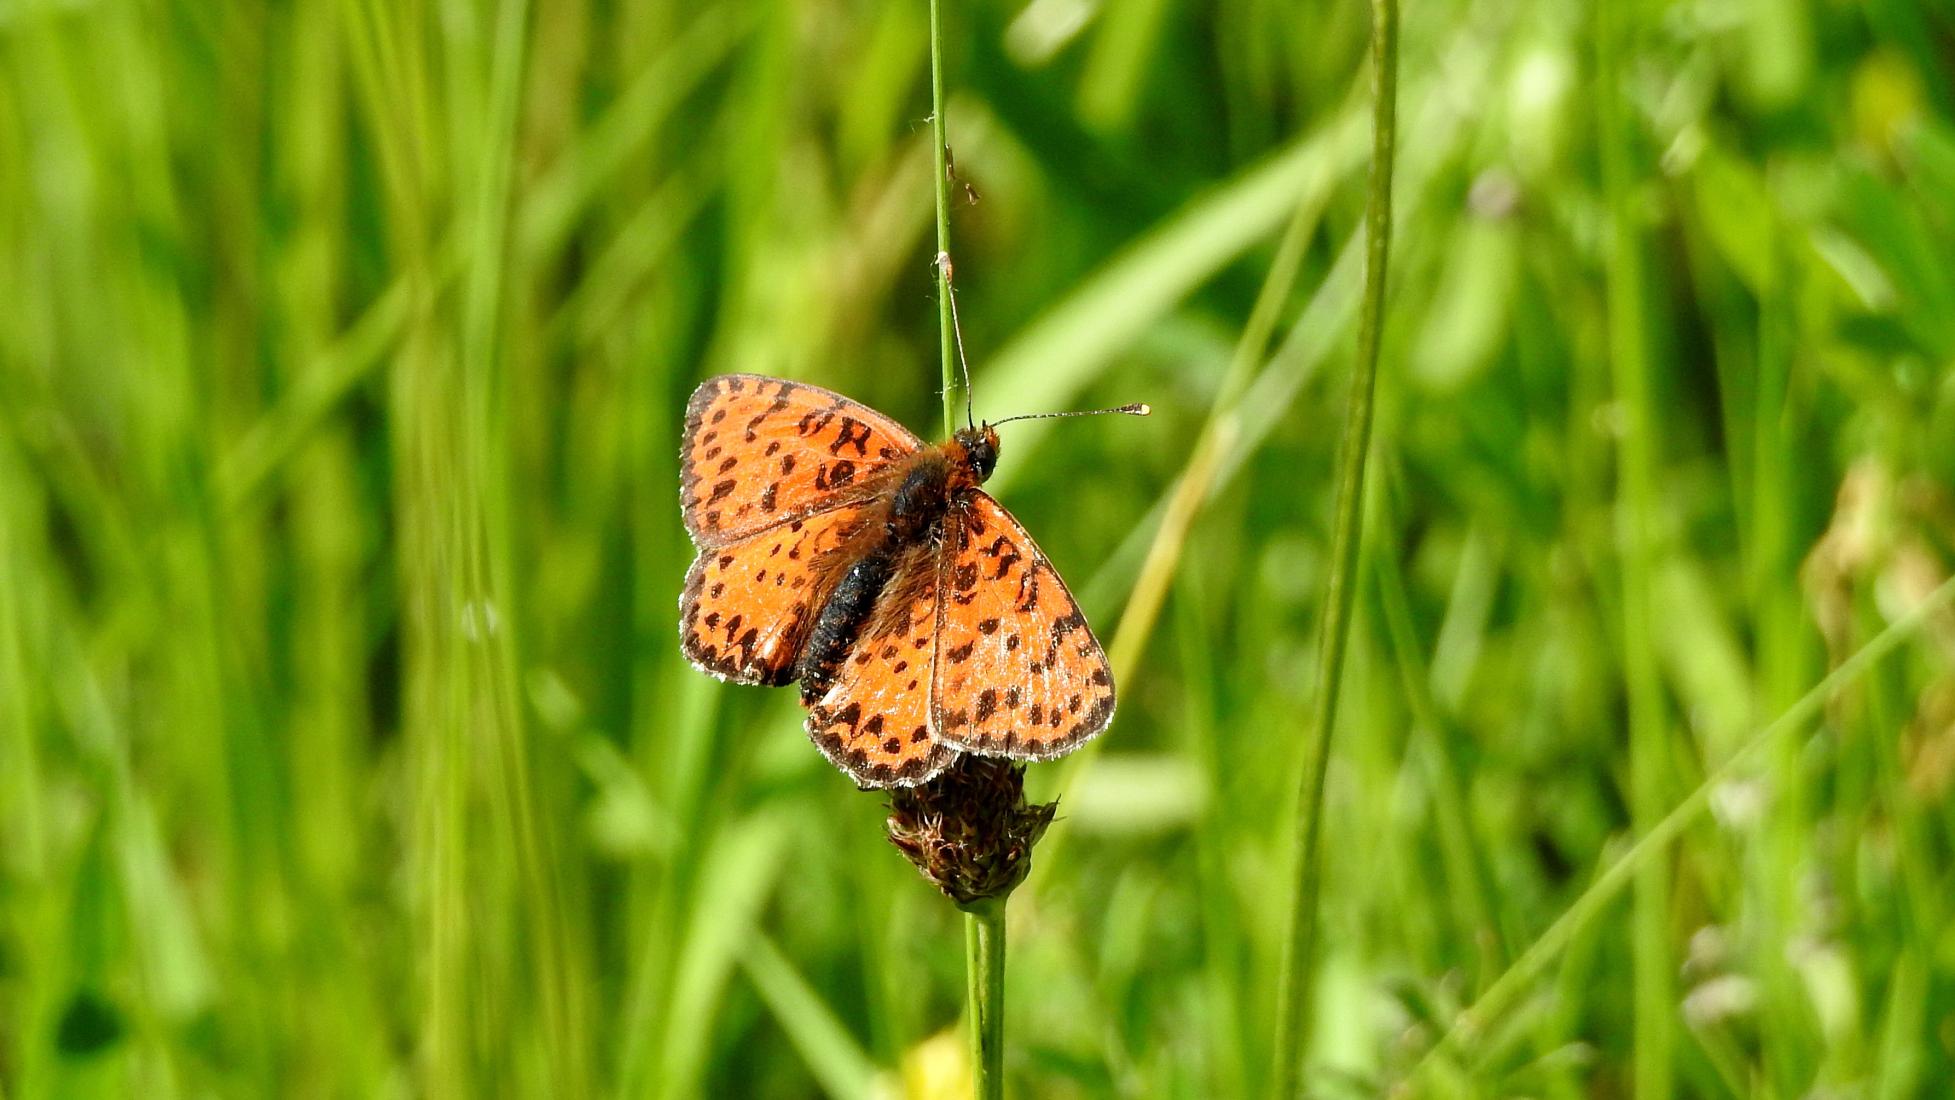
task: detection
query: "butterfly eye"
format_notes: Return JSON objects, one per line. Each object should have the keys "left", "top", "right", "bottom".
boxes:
{"left": 968, "top": 434, "right": 998, "bottom": 482}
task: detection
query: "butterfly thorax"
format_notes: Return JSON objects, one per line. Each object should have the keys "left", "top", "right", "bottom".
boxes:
{"left": 881, "top": 426, "right": 998, "bottom": 541}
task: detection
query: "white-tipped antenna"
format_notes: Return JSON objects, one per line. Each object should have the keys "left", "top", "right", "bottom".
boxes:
{"left": 936, "top": 251, "right": 976, "bottom": 431}
{"left": 990, "top": 403, "right": 1151, "bottom": 426}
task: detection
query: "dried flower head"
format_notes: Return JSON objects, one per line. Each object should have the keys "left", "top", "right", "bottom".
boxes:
{"left": 885, "top": 753, "right": 1056, "bottom": 909}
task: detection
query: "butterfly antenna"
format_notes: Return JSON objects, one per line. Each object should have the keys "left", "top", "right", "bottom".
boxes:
{"left": 989, "top": 403, "right": 1152, "bottom": 427}
{"left": 936, "top": 251, "right": 976, "bottom": 431}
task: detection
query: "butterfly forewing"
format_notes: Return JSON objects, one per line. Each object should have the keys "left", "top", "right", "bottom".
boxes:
{"left": 680, "top": 504, "right": 873, "bottom": 685}
{"left": 931, "top": 493, "right": 1115, "bottom": 758}
{"left": 682, "top": 374, "right": 923, "bottom": 545}
{"left": 805, "top": 543, "right": 957, "bottom": 786}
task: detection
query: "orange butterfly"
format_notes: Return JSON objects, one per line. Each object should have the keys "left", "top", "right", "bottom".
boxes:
{"left": 678, "top": 373, "right": 1139, "bottom": 787}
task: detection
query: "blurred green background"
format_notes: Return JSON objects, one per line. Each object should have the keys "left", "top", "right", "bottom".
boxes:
{"left": 4, "top": 0, "right": 1955, "bottom": 1095}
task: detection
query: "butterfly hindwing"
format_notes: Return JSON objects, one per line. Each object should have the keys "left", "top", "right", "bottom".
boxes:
{"left": 682, "top": 374, "right": 923, "bottom": 546}
{"left": 805, "top": 542, "right": 957, "bottom": 787}
{"left": 679, "top": 503, "right": 873, "bottom": 685}
{"left": 931, "top": 492, "right": 1114, "bottom": 758}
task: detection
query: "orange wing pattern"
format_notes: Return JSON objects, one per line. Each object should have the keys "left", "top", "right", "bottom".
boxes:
{"left": 805, "top": 544, "right": 956, "bottom": 787}
{"left": 681, "top": 374, "right": 922, "bottom": 546}
{"left": 680, "top": 505, "right": 872, "bottom": 685}
{"left": 931, "top": 493, "right": 1114, "bottom": 759}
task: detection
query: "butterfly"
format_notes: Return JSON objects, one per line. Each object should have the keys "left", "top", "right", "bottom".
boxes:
{"left": 677, "top": 373, "right": 1140, "bottom": 787}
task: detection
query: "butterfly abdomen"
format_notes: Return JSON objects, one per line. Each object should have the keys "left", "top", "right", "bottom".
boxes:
{"left": 797, "top": 552, "right": 896, "bottom": 702}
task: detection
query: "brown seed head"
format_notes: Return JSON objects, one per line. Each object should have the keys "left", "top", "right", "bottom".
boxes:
{"left": 885, "top": 753, "right": 1056, "bottom": 909}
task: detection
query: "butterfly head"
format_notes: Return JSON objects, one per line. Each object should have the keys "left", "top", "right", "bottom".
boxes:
{"left": 951, "top": 424, "right": 1001, "bottom": 485}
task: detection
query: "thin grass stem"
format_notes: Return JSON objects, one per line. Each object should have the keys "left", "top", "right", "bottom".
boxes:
{"left": 1272, "top": 0, "right": 1397, "bottom": 1091}
{"left": 1402, "top": 573, "right": 1955, "bottom": 1085}
{"left": 1596, "top": 0, "right": 1674, "bottom": 1093}
{"left": 965, "top": 900, "right": 1006, "bottom": 1099}
{"left": 930, "top": 0, "right": 958, "bottom": 436}
{"left": 928, "top": 5, "right": 1007, "bottom": 1096}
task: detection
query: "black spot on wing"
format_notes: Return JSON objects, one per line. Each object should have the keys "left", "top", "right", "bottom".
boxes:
{"left": 830, "top": 417, "right": 872, "bottom": 456}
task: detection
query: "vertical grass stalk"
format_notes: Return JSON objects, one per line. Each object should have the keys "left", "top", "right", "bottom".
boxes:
{"left": 1272, "top": 0, "right": 1397, "bottom": 1092}
{"left": 926, "top": 3, "right": 1006, "bottom": 1095}
{"left": 930, "top": 0, "right": 958, "bottom": 437}
{"left": 965, "top": 899, "right": 1007, "bottom": 1099}
{"left": 1597, "top": 1, "right": 1675, "bottom": 1095}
